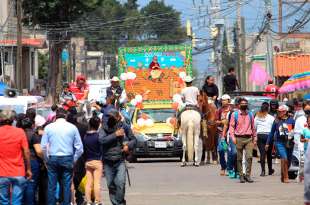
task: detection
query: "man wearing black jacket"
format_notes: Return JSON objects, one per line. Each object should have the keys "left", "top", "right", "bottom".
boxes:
{"left": 99, "top": 109, "right": 136, "bottom": 205}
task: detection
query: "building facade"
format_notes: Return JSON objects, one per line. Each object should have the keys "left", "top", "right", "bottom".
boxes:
{"left": 0, "top": 0, "right": 45, "bottom": 92}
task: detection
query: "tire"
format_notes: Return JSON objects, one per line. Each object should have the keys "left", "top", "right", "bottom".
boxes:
{"left": 288, "top": 171, "right": 297, "bottom": 180}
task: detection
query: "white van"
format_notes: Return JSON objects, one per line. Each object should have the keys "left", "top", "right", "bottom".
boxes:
{"left": 0, "top": 96, "right": 44, "bottom": 114}
{"left": 87, "top": 80, "right": 111, "bottom": 103}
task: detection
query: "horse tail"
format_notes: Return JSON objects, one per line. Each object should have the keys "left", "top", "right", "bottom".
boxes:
{"left": 187, "top": 120, "right": 194, "bottom": 162}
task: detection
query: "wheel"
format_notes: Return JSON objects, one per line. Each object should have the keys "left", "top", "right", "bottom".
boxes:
{"left": 288, "top": 171, "right": 297, "bottom": 180}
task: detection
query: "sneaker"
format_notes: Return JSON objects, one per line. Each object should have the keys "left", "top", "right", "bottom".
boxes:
{"left": 228, "top": 170, "right": 235, "bottom": 179}
{"left": 245, "top": 175, "right": 254, "bottom": 183}
{"left": 234, "top": 173, "right": 240, "bottom": 179}
{"left": 240, "top": 175, "right": 246, "bottom": 183}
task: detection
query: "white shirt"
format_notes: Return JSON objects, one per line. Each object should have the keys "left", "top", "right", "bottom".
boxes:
{"left": 181, "top": 86, "right": 199, "bottom": 106}
{"left": 254, "top": 114, "right": 275, "bottom": 134}
{"left": 294, "top": 115, "right": 307, "bottom": 150}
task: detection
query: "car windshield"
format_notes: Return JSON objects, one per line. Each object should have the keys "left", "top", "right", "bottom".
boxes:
{"left": 137, "top": 109, "right": 176, "bottom": 123}
{"left": 247, "top": 98, "right": 272, "bottom": 113}
{"left": 0, "top": 105, "right": 26, "bottom": 114}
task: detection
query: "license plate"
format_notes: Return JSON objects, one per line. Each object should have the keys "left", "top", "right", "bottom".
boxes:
{"left": 155, "top": 141, "right": 167, "bottom": 148}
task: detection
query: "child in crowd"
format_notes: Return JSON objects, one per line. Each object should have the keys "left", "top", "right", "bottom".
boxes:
{"left": 83, "top": 116, "right": 103, "bottom": 205}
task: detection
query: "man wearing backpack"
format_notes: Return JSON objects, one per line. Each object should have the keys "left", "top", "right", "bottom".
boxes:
{"left": 229, "top": 98, "right": 257, "bottom": 183}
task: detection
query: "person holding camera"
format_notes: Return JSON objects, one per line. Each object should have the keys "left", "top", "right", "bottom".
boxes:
{"left": 98, "top": 109, "right": 136, "bottom": 205}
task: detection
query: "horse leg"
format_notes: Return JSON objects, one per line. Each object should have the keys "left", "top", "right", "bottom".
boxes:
{"left": 181, "top": 126, "right": 187, "bottom": 167}
{"left": 186, "top": 121, "right": 194, "bottom": 164}
{"left": 207, "top": 151, "right": 211, "bottom": 164}
{"left": 200, "top": 146, "right": 206, "bottom": 166}
{"left": 194, "top": 126, "right": 200, "bottom": 167}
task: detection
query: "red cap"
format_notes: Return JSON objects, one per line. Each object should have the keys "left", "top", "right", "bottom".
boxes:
{"left": 76, "top": 75, "right": 86, "bottom": 82}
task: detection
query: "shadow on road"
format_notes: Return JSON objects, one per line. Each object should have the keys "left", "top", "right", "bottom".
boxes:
{"left": 132, "top": 158, "right": 180, "bottom": 163}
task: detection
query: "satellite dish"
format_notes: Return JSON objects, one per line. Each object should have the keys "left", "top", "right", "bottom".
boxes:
{"left": 5, "top": 88, "right": 18, "bottom": 98}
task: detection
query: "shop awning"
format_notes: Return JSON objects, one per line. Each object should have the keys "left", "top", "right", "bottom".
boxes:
{"left": 274, "top": 54, "right": 310, "bottom": 77}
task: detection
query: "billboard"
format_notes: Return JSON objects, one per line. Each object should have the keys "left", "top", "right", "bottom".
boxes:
{"left": 118, "top": 45, "right": 192, "bottom": 101}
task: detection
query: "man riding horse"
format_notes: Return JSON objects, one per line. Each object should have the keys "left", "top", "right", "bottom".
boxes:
{"left": 179, "top": 76, "right": 201, "bottom": 167}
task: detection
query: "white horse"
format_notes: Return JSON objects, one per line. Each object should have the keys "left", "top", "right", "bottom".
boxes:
{"left": 180, "top": 110, "right": 201, "bottom": 166}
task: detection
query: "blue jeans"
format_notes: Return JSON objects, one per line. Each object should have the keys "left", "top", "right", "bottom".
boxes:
{"left": 218, "top": 138, "right": 227, "bottom": 170}
{"left": 276, "top": 142, "right": 293, "bottom": 161}
{"left": 0, "top": 176, "right": 27, "bottom": 205}
{"left": 24, "top": 159, "right": 41, "bottom": 205}
{"left": 105, "top": 160, "right": 127, "bottom": 205}
{"left": 47, "top": 156, "right": 74, "bottom": 205}
{"left": 227, "top": 137, "right": 237, "bottom": 171}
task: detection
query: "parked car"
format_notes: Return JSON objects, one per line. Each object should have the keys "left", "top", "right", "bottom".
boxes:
{"left": 131, "top": 102, "right": 183, "bottom": 162}
{"left": 231, "top": 96, "right": 273, "bottom": 114}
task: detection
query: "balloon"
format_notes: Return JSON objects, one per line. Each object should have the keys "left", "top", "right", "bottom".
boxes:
{"left": 172, "top": 102, "right": 179, "bottom": 110}
{"left": 130, "top": 99, "right": 137, "bottom": 106}
{"left": 137, "top": 118, "right": 146, "bottom": 127}
{"left": 145, "top": 119, "right": 154, "bottom": 127}
{"left": 179, "top": 71, "right": 186, "bottom": 80}
{"left": 120, "top": 73, "right": 128, "bottom": 81}
{"left": 141, "top": 113, "right": 149, "bottom": 120}
{"left": 127, "top": 72, "right": 136, "bottom": 80}
{"left": 136, "top": 102, "right": 143, "bottom": 109}
{"left": 169, "top": 117, "right": 177, "bottom": 126}
{"left": 135, "top": 94, "right": 143, "bottom": 103}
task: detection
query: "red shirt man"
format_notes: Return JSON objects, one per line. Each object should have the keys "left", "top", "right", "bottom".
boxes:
{"left": 265, "top": 80, "right": 279, "bottom": 99}
{"left": 149, "top": 56, "right": 161, "bottom": 71}
{"left": 0, "top": 110, "right": 32, "bottom": 204}
{"left": 70, "top": 75, "right": 89, "bottom": 101}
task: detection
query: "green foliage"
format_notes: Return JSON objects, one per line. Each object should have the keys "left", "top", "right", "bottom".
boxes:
{"left": 22, "top": 0, "right": 102, "bottom": 26}
{"left": 81, "top": 0, "right": 186, "bottom": 53}
{"left": 38, "top": 52, "right": 48, "bottom": 80}
{"left": 141, "top": 0, "right": 186, "bottom": 44}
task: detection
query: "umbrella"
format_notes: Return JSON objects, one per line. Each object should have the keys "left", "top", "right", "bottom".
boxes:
{"left": 0, "top": 82, "right": 8, "bottom": 96}
{"left": 279, "top": 71, "right": 310, "bottom": 93}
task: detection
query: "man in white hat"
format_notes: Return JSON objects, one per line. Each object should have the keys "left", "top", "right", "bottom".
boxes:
{"left": 181, "top": 76, "right": 200, "bottom": 107}
{"left": 106, "top": 76, "right": 127, "bottom": 107}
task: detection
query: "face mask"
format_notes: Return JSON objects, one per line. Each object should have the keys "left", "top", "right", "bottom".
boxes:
{"left": 240, "top": 105, "right": 248, "bottom": 111}
{"left": 107, "top": 117, "right": 117, "bottom": 127}
{"left": 305, "top": 110, "right": 310, "bottom": 115}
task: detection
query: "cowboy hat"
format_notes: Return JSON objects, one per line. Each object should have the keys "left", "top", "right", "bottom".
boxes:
{"left": 184, "top": 76, "right": 195, "bottom": 83}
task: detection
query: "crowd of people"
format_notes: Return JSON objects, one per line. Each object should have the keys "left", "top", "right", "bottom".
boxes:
{"left": 1, "top": 71, "right": 310, "bottom": 205}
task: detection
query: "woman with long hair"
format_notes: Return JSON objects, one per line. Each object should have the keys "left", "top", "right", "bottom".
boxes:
{"left": 254, "top": 102, "right": 275, "bottom": 176}
{"left": 266, "top": 105, "right": 295, "bottom": 183}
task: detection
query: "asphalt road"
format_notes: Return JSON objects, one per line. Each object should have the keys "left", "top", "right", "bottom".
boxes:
{"left": 101, "top": 158, "right": 303, "bottom": 205}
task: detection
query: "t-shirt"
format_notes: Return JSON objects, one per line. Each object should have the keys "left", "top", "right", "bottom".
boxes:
{"left": 24, "top": 128, "right": 41, "bottom": 159}
{"left": 303, "top": 127, "right": 310, "bottom": 152}
{"left": 83, "top": 132, "right": 102, "bottom": 161}
{"left": 181, "top": 86, "right": 199, "bottom": 106}
{"left": 69, "top": 83, "right": 89, "bottom": 101}
{"left": 0, "top": 125, "right": 29, "bottom": 177}
{"left": 202, "top": 84, "right": 219, "bottom": 98}
{"left": 223, "top": 74, "right": 237, "bottom": 92}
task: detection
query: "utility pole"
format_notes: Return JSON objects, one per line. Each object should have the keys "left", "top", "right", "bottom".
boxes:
{"left": 278, "top": 0, "right": 282, "bottom": 33}
{"left": 16, "top": 0, "right": 23, "bottom": 91}
{"left": 236, "top": 0, "right": 243, "bottom": 91}
{"left": 209, "top": 0, "right": 224, "bottom": 96}
{"left": 265, "top": 0, "right": 274, "bottom": 80}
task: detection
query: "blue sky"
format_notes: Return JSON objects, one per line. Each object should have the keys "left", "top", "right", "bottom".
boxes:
{"left": 136, "top": 0, "right": 309, "bottom": 80}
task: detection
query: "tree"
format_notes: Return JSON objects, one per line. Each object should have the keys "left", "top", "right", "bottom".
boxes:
{"left": 22, "top": 0, "right": 103, "bottom": 102}
{"left": 141, "top": 0, "right": 186, "bottom": 45}
{"left": 38, "top": 52, "right": 48, "bottom": 80}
